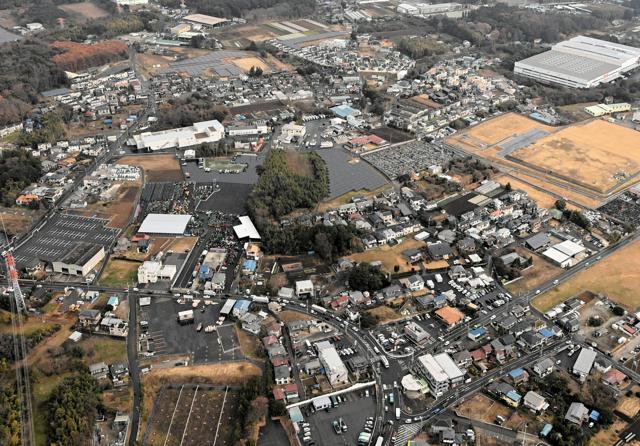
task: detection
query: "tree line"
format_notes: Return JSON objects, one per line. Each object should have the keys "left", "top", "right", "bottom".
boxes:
{"left": 0, "top": 149, "right": 43, "bottom": 207}
{"left": 157, "top": 0, "right": 315, "bottom": 18}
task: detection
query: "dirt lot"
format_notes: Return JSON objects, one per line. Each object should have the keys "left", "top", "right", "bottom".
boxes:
{"left": 285, "top": 151, "right": 312, "bottom": 176}
{"left": 532, "top": 239, "right": 640, "bottom": 312}
{"left": 124, "top": 236, "right": 197, "bottom": 261}
{"left": 367, "top": 305, "right": 403, "bottom": 325}
{"left": 73, "top": 183, "right": 139, "bottom": 229}
{"left": 0, "top": 207, "right": 42, "bottom": 237}
{"left": 231, "top": 56, "right": 271, "bottom": 73}
{"left": 589, "top": 418, "right": 629, "bottom": 446}
{"left": 100, "top": 259, "right": 141, "bottom": 286}
{"left": 447, "top": 113, "right": 555, "bottom": 151}
{"left": 277, "top": 310, "right": 314, "bottom": 323}
{"left": 235, "top": 326, "right": 264, "bottom": 361}
{"left": 506, "top": 249, "right": 563, "bottom": 296}
{"left": 513, "top": 120, "right": 640, "bottom": 193}
{"left": 616, "top": 386, "right": 640, "bottom": 418}
{"left": 58, "top": 1, "right": 109, "bottom": 21}
{"left": 118, "top": 154, "right": 183, "bottom": 183}
{"left": 455, "top": 393, "right": 513, "bottom": 424}
{"left": 347, "top": 238, "right": 425, "bottom": 273}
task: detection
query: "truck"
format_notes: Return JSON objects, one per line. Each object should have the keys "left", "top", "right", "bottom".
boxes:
{"left": 177, "top": 310, "right": 194, "bottom": 325}
{"left": 380, "top": 355, "right": 389, "bottom": 369}
{"left": 435, "top": 274, "right": 443, "bottom": 283}
{"left": 311, "top": 304, "right": 327, "bottom": 314}
{"left": 395, "top": 408, "right": 401, "bottom": 420}
{"left": 357, "top": 432, "right": 371, "bottom": 445}
{"left": 251, "top": 295, "right": 269, "bottom": 304}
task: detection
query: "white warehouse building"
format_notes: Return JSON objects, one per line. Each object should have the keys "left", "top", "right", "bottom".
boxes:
{"left": 514, "top": 36, "right": 640, "bottom": 88}
{"left": 132, "top": 120, "right": 224, "bottom": 151}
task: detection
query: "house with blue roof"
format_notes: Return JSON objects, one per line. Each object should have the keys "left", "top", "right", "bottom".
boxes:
{"left": 508, "top": 367, "right": 529, "bottom": 385}
{"left": 330, "top": 104, "right": 360, "bottom": 119}
{"left": 107, "top": 295, "right": 119, "bottom": 309}
{"left": 199, "top": 264, "right": 213, "bottom": 281}
{"left": 504, "top": 390, "right": 522, "bottom": 407}
{"left": 540, "top": 423, "right": 553, "bottom": 437}
{"left": 589, "top": 410, "right": 600, "bottom": 421}
{"left": 232, "top": 299, "right": 251, "bottom": 318}
{"left": 468, "top": 327, "right": 487, "bottom": 341}
{"left": 242, "top": 259, "right": 257, "bottom": 275}
{"left": 538, "top": 327, "right": 554, "bottom": 339}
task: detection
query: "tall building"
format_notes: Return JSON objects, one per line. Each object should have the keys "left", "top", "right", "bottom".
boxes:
{"left": 415, "top": 353, "right": 464, "bottom": 398}
{"left": 514, "top": 36, "right": 640, "bottom": 88}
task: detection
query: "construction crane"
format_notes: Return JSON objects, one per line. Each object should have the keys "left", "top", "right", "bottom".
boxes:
{"left": 2, "top": 247, "right": 35, "bottom": 446}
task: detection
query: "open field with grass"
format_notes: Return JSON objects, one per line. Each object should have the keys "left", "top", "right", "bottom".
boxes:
{"left": 100, "top": 259, "right": 141, "bottom": 286}
{"left": 589, "top": 418, "right": 628, "bottom": 446}
{"left": 285, "top": 151, "right": 312, "bottom": 176}
{"left": 513, "top": 120, "right": 640, "bottom": 193}
{"left": 80, "top": 336, "right": 127, "bottom": 364}
{"left": 347, "top": 238, "right": 425, "bottom": 273}
{"left": 277, "top": 310, "right": 314, "bottom": 323}
{"left": 0, "top": 207, "right": 43, "bottom": 237}
{"left": 118, "top": 154, "right": 183, "bottom": 182}
{"left": 367, "top": 305, "right": 403, "bottom": 325}
{"left": 532, "top": 239, "right": 640, "bottom": 312}
{"left": 316, "top": 184, "right": 390, "bottom": 212}
{"left": 235, "top": 325, "right": 264, "bottom": 361}
{"left": 506, "top": 249, "right": 563, "bottom": 296}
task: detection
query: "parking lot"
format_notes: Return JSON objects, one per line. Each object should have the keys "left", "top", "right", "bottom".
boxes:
{"left": 300, "top": 390, "right": 377, "bottom": 446}
{"left": 13, "top": 212, "right": 119, "bottom": 269}
{"left": 182, "top": 152, "right": 267, "bottom": 185}
{"left": 140, "top": 297, "right": 242, "bottom": 363}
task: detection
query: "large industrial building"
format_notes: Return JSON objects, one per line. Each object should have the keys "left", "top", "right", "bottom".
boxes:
{"left": 52, "top": 243, "right": 105, "bottom": 277}
{"left": 514, "top": 36, "right": 640, "bottom": 88}
{"left": 132, "top": 120, "right": 224, "bottom": 151}
{"left": 138, "top": 214, "right": 192, "bottom": 235}
{"left": 415, "top": 353, "right": 464, "bottom": 397}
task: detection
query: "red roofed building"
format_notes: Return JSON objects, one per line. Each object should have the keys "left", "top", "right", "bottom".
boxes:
{"left": 602, "top": 369, "right": 626, "bottom": 388}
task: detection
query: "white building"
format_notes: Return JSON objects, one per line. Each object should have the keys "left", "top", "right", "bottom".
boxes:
{"left": 115, "top": 0, "right": 148, "bottom": 4}
{"left": 415, "top": 353, "right": 464, "bottom": 398}
{"left": 133, "top": 120, "right": 224, "bottom": 151}
{"left": 514, "top": 36, "right": 640, "bottom": 88}
{"left": 317, "top": 341, "right": 349, "bottom": 385}
{"left": 227, "top": 122, "right": 269, "bottom": 137}
{"left": 137, "top": 261, "right": 177, "bottom": 284}
{"left": 281, "top": 123, "right": 306, "bottom": 140}
{"left": 572, "top": 347, "right": 597, "bottom": 380}
{"left": 138, "top": 214, "right": 192, "bottom": 235}
{"left": 52, "top": 243, "right": 105, "bottom": 277}
{"left": 295, "top": 280, "right": 314, "bottom": 298}
{"left": 542, "top": 240, "right": 585, "bottom": 268}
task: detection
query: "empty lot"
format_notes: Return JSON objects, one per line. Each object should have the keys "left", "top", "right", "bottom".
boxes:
{"left": 532, "top": 238, "right": 640, "bottom": 312}
{"left": 447, "top": 113, "right": 555, "bottom": 152}
{"left": 347, "top": 238, "right": 424, "bottom": 273}
{"left": 118, "top": 155, "right": 183, "bottom": 182}
{"left": 144, "top": 386, "right": 237, "bottom": 446}
{"left": 512, "top": 120, "right": 640, "bottom": 193}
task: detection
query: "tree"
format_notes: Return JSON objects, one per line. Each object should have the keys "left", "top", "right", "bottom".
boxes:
{"left": 555, "top": 199, "right": 567, "bottom": 210}
{"left": 248, "top": 65, "right": 263, "bottom": 77}
{"left": 612, "top": 306, "right": 625, "bottom": 316}
{"left": 190, "top": 34, "right": 205, "bottom": 48}
{"left": 504, "top": 182, "right": 512, "bottom": 191}
{"left": 348, "top": 263, "right": 389, "bottom": 291}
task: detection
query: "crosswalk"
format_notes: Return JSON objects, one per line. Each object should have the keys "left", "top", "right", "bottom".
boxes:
{"left": 393, "top": 421, "right": 425, "bottom": 446}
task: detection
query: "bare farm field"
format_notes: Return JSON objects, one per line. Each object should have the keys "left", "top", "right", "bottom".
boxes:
{"left": 512, "top": 120, "right": 640, "bottom": 194}
{"left": 72, "top": 184, "right": 139, "bottom": 229}
{"left": 446, "top": 113, "right": 555, "bottom": 152}
{"left": 231, "top": 56, "right": 272, "bottom": 73}
{"left": 532, "top": 239, "right": 640, "bottom": 312}
{"left": 143, "top": 386, "right": 238, "bottom": 446}
{"left": 506, "top": 249, "right": 563, "bottom": 296}
{"left": 118, "top": 154, "right": 183, "bottom": 182}
{"left": 58, "top": 1, "right": 109, "bottom": 21}
{"left": 0, "top": 207, "right": 42, "bottom": 237}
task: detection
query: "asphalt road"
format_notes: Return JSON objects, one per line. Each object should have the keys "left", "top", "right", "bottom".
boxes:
{"left": 127, "top": 290, "right": 141, "bottom": 446}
